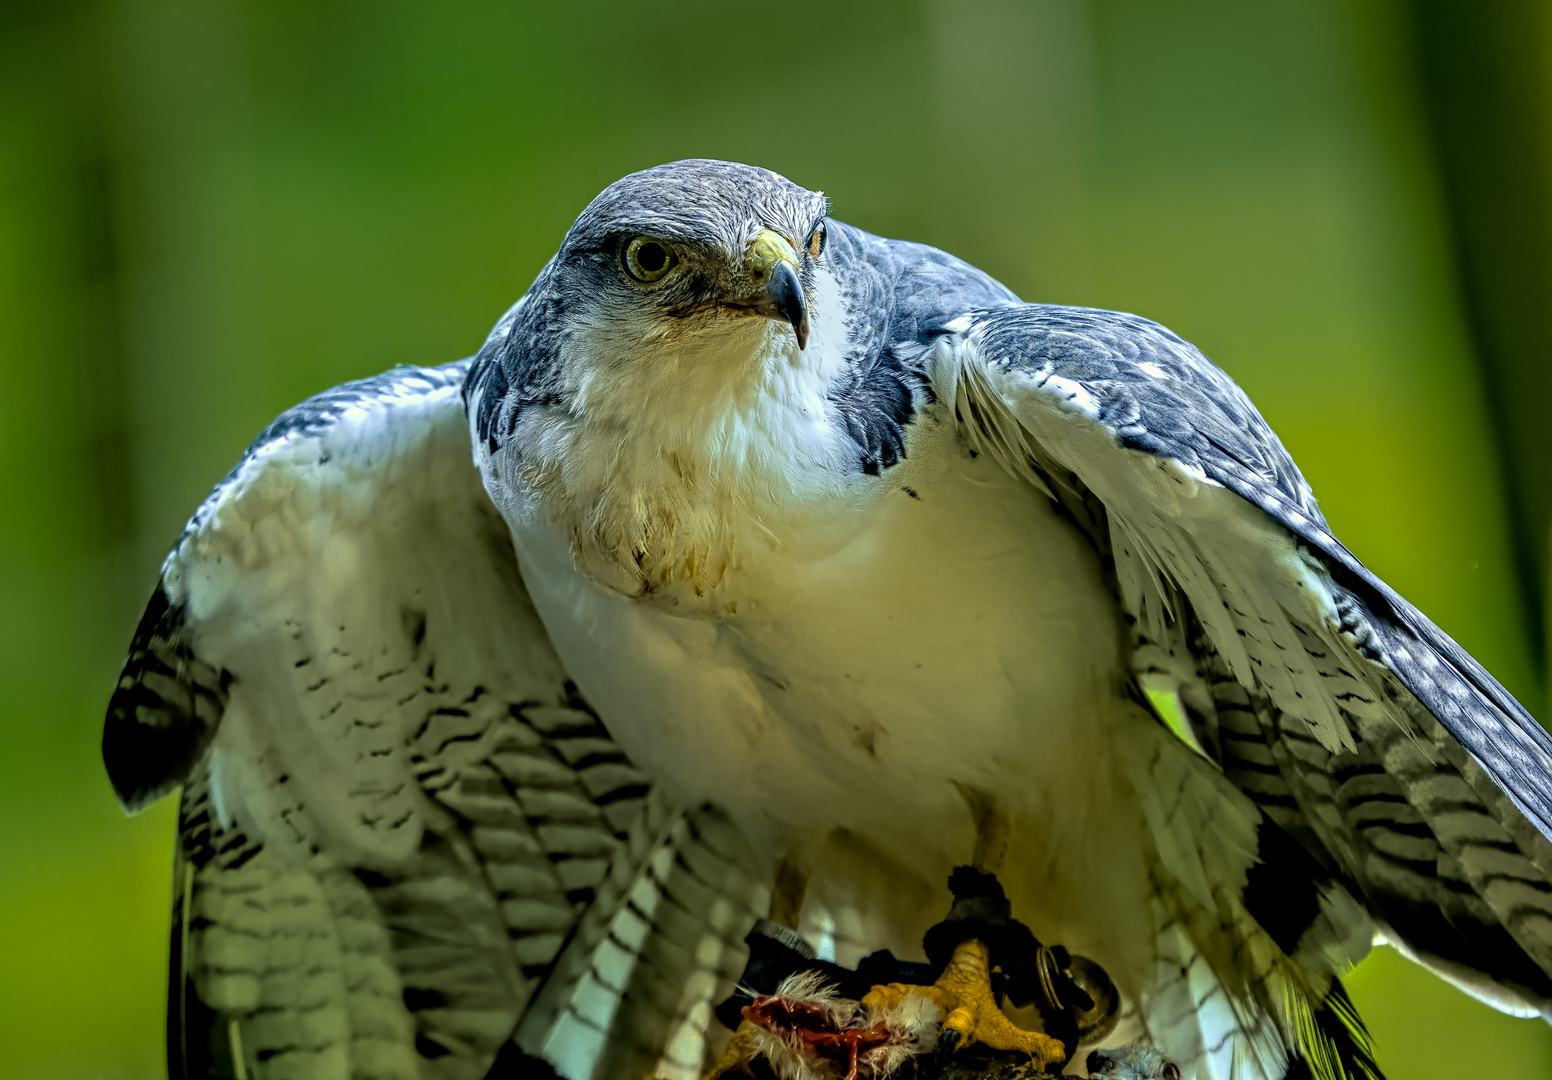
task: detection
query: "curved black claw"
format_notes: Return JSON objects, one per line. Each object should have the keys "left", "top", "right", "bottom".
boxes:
{"left": 924, "top": 1024, "right": 962, "bottom": 1073}
{"left": 933, "top": 1027, "right": 962, "bottom": 1060}
{"left": 909, "top": 1028, "right": 961, "bottom": 1080}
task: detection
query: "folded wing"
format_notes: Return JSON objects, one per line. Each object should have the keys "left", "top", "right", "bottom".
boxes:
{"left": 933, "top": 304, "right": 1552, "bottom": 1075}
{"left": 103, "top": 361, "right": 763, "bottom": 1079}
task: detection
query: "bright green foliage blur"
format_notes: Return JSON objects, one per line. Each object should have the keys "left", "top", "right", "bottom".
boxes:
{"left": 2, "top": 2, "right": 1549, "bottom": 1078}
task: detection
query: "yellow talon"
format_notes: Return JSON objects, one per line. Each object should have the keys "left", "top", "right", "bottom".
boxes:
{"left": 861, "top": 979, "right": 957, "bottom": 1015}
{"left": 865, "top": 939, "right": 1066, "bottom": 1072}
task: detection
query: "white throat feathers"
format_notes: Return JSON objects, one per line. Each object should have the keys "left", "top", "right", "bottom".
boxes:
{"left": 505, "top": 265, "right": 860, "bottom": 601}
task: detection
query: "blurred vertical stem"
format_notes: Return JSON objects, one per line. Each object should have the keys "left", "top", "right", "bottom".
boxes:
{"left": 1408, "top": 0, "right": 1552, "bottom": 717}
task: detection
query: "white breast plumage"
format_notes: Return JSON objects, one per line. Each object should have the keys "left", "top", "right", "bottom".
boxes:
{"left": 501, "top": 265, "right": 861, "bottom": 605}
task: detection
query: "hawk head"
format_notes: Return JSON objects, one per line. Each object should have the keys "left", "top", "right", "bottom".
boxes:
{"left": 469, "top": 160, "right": 855, "bottom": 598}
{"left": 554, "top": 159, "right": 829, "bottom": 357}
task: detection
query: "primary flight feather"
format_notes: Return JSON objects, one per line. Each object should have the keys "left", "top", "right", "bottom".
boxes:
{"left": 105, "top": 160, "right": 1552, "bottom": 1080}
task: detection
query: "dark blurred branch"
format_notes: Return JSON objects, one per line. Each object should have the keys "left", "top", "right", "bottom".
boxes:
{"left": 1408, "top": 0, "right": 1552, "bottom": 707}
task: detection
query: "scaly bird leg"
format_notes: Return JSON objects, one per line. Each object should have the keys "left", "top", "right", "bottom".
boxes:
{"left": 856, "top": 792, "right": 1062, "bottom": 1069}
{"left": 862, "top": 939, "right": 1066, "bottom": 1072}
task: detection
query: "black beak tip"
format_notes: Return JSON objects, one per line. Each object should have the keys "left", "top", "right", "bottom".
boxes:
{"left": 770, "top": 260, "right": 809, "bottom": 351}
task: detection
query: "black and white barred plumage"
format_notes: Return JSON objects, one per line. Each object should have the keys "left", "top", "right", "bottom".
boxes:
{"left": 107, "top": 161, "right": 1552, "bottom": 1080}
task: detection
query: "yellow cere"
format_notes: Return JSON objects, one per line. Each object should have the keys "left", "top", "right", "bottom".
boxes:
{"left": 746, "top": 228, "right": 799, "bottom": 280}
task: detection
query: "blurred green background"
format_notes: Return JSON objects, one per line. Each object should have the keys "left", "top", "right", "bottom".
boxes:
{"left": 3, "top": 1, "right": 1551, "bottom": 1077}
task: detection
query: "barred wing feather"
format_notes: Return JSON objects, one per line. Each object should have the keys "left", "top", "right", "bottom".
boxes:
{"left": 935, "top": 304, "right": 1552, "bottom": 1076}
{"left": 103, "top": 361, "right": 758, "bottom": 1079}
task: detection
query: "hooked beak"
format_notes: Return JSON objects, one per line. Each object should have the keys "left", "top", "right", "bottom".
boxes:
{"left": 744, "top": 229, "right": 809, "bottom": 350}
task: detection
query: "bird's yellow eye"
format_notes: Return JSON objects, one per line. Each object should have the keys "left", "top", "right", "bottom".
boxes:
{"left": 807, "top": 222, "right": 826, "bottom": 259}
{"left": 623, "top": 237, "right": 677, "bottom": 283}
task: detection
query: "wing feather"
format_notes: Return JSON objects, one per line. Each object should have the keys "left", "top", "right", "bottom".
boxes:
{"left": 933, "top": 304, "right": 1552, "bottom": 1066}
{"left": 105, "top": 361, "right": 754, "bottom": 1079}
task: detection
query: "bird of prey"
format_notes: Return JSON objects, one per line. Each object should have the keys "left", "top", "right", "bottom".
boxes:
{"left": 104, "top": 160, "right": 1552, "bottom": 1080}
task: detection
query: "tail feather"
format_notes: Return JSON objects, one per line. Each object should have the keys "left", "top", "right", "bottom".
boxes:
{"left": 517, "top": 796, "right": 768, "bottom": 1079}
{"left": 1145, "top": 892, "right": 1288, "bottom": 1080}
{"left": 1285, "top": 980, "right": 1382, "bottom": 1080}
{"left": 1146, "top": 910, "right": 1386, "bottom": 1080}
{"left": 1127, "top": 713, "right": 1387, "bottom": 1080}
